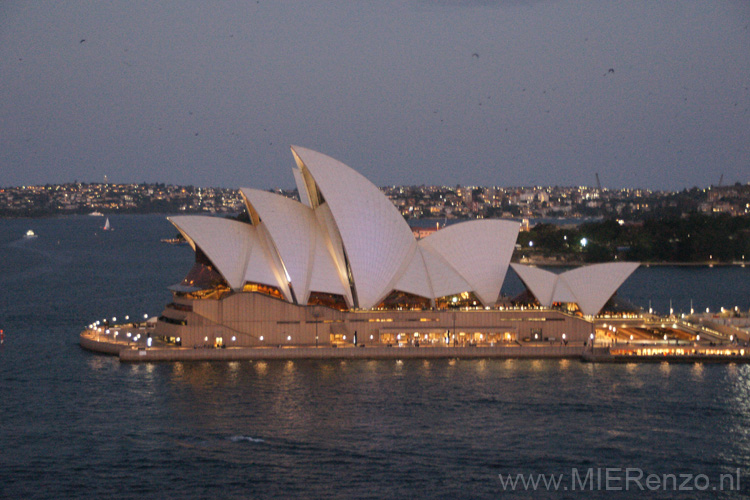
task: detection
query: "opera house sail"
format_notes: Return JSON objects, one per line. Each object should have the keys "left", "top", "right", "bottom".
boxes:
{"left": 155, "top": 146, "right": 638, "bottom": 349}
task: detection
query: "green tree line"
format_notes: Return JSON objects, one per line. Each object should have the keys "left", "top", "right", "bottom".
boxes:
{"left": 516, "top": 214, "right": 750, "bottom": 263}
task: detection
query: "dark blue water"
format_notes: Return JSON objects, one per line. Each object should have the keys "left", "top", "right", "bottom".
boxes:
{"left": 2, "top": 215, "right": 750, "bottom": 499}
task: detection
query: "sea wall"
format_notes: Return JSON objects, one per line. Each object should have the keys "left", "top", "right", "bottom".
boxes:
{"left": 117, "top": 344, "right": 585, "bottom": 362}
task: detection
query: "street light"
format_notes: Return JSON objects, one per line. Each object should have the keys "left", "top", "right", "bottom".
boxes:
{"left": 312, "top": 308, "right": 321, "bottom": 348}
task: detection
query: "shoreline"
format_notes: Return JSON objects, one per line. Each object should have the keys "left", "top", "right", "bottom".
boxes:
{"left": 80, "top": 333, "right": 584, "bottom": 362}
{"left": 80, "top": 333, "right": 750, "bottom": 364}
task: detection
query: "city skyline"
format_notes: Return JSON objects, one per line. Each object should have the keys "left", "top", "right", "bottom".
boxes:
{"left": 2, "top": 1, "right": 749, "bottom": 190}
{"left": 3, "top": 177, "right": 748, "bottom": 220}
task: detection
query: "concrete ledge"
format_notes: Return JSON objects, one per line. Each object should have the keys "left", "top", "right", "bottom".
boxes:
{"left": 80, "top": 334, "right": 128, "bottom": 356}
{"left": 117, "top": 344, "right": 585, "bottom": 362}
{"left": 83, "top": 332, "right": 750, "bottom": 364}
{"left": 583, "top": 353, "right": 750, "bottom": 363}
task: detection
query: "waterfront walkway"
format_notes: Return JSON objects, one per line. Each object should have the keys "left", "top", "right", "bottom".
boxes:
{"left": 80, "top": 330, "right": 750, "bottom": 363}
{"left": 80, "top": 331, "right": 583, "bottom": 362}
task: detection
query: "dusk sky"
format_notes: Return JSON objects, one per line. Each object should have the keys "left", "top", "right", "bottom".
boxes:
{"left": 2, "top": 1, "right": 748, "bottom": 191}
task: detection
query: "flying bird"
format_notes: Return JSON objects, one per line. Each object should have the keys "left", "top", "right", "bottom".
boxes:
{"left": 80, "top": 39, "right": 86, "bottom": 43}
{"left": 472, "top": 53, "right": 479, "bottom": 59}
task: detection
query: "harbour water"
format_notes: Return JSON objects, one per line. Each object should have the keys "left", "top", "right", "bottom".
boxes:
{"left": 2, "top": 215, "right": 750, "bottom": 498}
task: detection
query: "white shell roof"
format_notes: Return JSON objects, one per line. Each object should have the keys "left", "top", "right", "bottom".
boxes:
{"left": 245, "top": 224, "right": 292, "bottom": 299}
{"left": 313, "top": 203, "right": 355, "bottom": 305}
{"left": 420, "top": 220, "right": 520, "bottom": 305}
{"left": 241, "top": 187, "right": 350, "bottom": 304}
{"left": 509, "top": 264, "right": 557, "bottom": 305}
{"left": 291, "top": 166, "right": 312, "bottom": 208}
{"left": 510, "top": 262, "right": 640, "bottom": 316}
{"left": 308, "top": 217, "right": 352, "bottom": 300}
{"left": 392, "top": 246, "right": 433, "bottom": 299}
{"left": 291, "top": 145, "right": 417, "bottom": 309}
{"left": 416, "top": 243, "right": 472, "bottom": 298}
{"left": 241, "top": 188, "right": 315, "bottom": 302}
{"left": 168, "top": 216, "right": 257, "bottom": 290}
{"left": 560, "top": 262, "right": 640, "bottom": 316}
{"left": 168, "top": 215, "right": 293, "bottom": 298}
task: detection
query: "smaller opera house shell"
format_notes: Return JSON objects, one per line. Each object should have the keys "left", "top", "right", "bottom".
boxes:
{"left": 155, "top": 146, "right": 638, "bottom": 348}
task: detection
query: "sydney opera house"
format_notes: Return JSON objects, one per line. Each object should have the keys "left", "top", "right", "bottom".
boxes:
{"left": 154, "top": 146, "right": 638, "bottom": 349}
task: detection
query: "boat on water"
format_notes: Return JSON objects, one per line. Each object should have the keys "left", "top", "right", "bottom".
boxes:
{"left": 160, "top": 237, "right": 187, "bottom": 245}
{"left": 89, "top": 211, "right": 104, "bottom": 216}
{"left": 103, "top": 218, "right": 112, "bottom": 231}
{"left": 24, "top": 229, "right": 37, "bottom": 238}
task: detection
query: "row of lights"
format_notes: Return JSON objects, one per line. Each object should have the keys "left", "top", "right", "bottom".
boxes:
{"left": 88, "top": 314, "right": 151, "bottom": 345}
{"left": 88, "top": 313, "right": 149, "bottom": 330}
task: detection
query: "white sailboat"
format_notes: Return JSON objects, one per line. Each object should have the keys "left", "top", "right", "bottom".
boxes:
{"left": 103, "top": 218, "right": 111, "bottom": 231}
